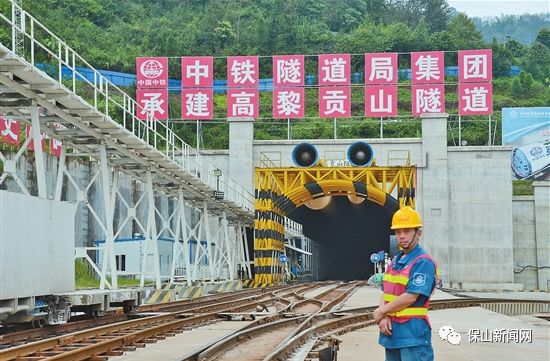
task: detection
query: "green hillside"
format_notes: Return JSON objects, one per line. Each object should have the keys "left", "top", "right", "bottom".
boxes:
{"left": 0, "top": 0, "right": 548, "bottom": 149}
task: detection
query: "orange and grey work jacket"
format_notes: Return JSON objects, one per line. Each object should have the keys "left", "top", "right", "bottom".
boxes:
{"left": 382, "top": 254, "right": 437, "bottom": 323}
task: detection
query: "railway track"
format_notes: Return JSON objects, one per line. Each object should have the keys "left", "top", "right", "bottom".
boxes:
{"left": 1, "top": 284, "right": 547, "bottom": 361}
{"left": 0, "top": 282, "right": 320, "bottom": 360}
{"left": 0, "top": 284, "right": 318, "bottom": 349}
{"left": 266, "top": 298, "right": 550, "bottom": 361}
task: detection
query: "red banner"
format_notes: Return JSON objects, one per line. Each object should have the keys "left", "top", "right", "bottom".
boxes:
{"left": 50, "top": 124, "right": 63, "bottom": 158}
{"left": 26, "top": 125, "right": 46, "bottom": 152}
{"left": 182, "top": 89, "right": 213, "bottom": 119}
{"left": 412, "top": 84, "right": 445, "bottom": 117}
{"left": 136, "top": 57, "right": 168, "bottom": 89}
{"left": 365, "top": 53, "right": 398, "bottom": 85}
{"left": 227, "top": 56, "right": 259, "bottom": 88}
{"left": 459, "top": 49, "right": 492, "bottom": 82}
{"left": 459, "top": 83, "right": 493, "bottom": 115}
{"left": 273, "top": 88, "right": 304, "bottom": 119}
{"left": 273, "top": 55, "right": 304, "bottom": 86}
{"left": 319, "top": 86, "right": 351, "bottom": 118}
{"left": 411, "top": 51, "right": 444, "bottom": 84}
{"left": 365, "top": 85, "right": 398, "bottom": 117}
{"left": 318, "top": 54, "right": 350, "bottom": 85}
{"left": 0, "top": 114, "right": 20, "bottom": 146}
{"left": 181, "top": 56, "right": 213, "bottom": 88}
{"left": 227, "top": 89, "right": 259, "bottom": 118}
{"left": 136, "top": 89, "right": 169, "bottom": 120}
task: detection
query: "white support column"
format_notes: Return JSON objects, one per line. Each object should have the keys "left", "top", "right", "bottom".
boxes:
{"left": 170, "top": 193, "right": 184, "bottom": 284}
{"left": 54, "top": 145, "right": 67, "bottom": 201}
{"left": 240, "top": 224, "right": 252, "bottom": 278}
{"left": 30, "top": 103, "right": 47, "bottom": 198}
{"left": 99, "top": 144, "right": 117, "bottom": 289}
{"left": 140, "top": 171, "right": 161, "bottom": 289}
{"left": 212, "top": 221, "right": 224, "bottom": 278}
{"left": 221, "top": 212, "right": 234, "bottom": 280}
{"left": 170, "top": 188, "right": 193, "bottom": 285}
{"left": 203, "top": 202, "right": 216, "bottom": 280}
{"left": 192, "top": 217, "right": 203, "bottom": 281}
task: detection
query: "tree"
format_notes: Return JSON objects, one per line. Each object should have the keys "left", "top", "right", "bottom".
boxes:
{"left": 523, "top": 42, "right": 550, "bottom": 81}
{"left": 491, "top": 39, "right": 512, "bottom": 77}
{"left": 447, "top": 14, "right": 483, "bottom": 50}
{"left": 535, "top": 28, "right": 550, "bottom": 48}
{"left": 421, "top": 0, "right": 451, "bottom": 33}
{"left": 510, "top": 75, "right": 524, "bottom": 98}
{"left": 505, "top": 38, "right": 525, "bottom": 59}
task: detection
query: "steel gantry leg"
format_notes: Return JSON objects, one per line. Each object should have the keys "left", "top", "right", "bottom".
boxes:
{"left": 170, "top": 188, "right": 193, "bottom": 285}
{"left": 238, "top": 224, "right": 252, "bottom": 279}
{"left": 29, "top": 103, "right": 47, "bottom": 198}
{"left": 203, "top": 202, "right": 216, "bottom": 281}
{"left": 140, "top": 171, "right": 161, "bottom": 289}
{"left": 99, "top": 144, "right": 118, "bottom": 289}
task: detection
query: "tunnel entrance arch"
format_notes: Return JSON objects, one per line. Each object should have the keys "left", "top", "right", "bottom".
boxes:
{"left": 253, "top": 166, "right": 416, "bottom": 284}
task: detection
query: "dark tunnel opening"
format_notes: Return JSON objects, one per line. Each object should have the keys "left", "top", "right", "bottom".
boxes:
{"left": 288, "top": 195, "right": 394, "bottom": 281}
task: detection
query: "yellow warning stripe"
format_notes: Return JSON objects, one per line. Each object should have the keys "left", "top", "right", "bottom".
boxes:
{"left": 388, "top": 307, "right": 428, "bottom": 317}
{"left": 382, "top": 274, "right": 409, "bottom": 285}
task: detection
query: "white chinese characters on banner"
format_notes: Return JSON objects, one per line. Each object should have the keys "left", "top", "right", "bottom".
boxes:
{"left": 365, "top": 53, "right": 398, "bottom": 84}
{"left": 182, "top": 89, "right": 213, "bottom": 119}
{"left": 412, "top": 85, "right": 445, "bottom": 116}
{"left": 137, "top": 89, "right": 169, "bottom": 120}
{"left": 227, "top": 56, "right": 259, "bottom": 87}
{"left": 319, "top": 54, "right": 350, "bottom": 85}
{"left": 227, "top": 89, "right": 259, "bottom": 118}
{"left": 136, "top": 57, "right": 168, "bottom": 88}
{"left": 319, "top": 86, "right": 351, "bottom": 118}
{"left": 26, "top": 125, "right": 46, "bottom": 152}
{"left": 273, "top": 55, "right": 304, "bottom": 86}
{"left": 273, "top": 88, "right": 304, "bottom": 118}
{"left": 459, "top": 49, "right": 492, "bottom": 82}
{"left": 0, "top": 114, "right": 20, "bottom": 146}
{"left": 411, "top": 51, "right": 444, "bottom": 84}
{"left": 181, "top": 56, "right": 213, "bottom": 87}
{"left": 365, "top": 86, "right": 398, "bottom": 117}
{"left": 50, "top": 123, "right": 64, "bottom": 158}
{"left": 459, "top": 83, "right": 493, "bottom": 115}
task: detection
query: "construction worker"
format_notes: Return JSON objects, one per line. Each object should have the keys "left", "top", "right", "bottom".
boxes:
{"left": 373, "top": 206, "right": 437, "bottom": 361}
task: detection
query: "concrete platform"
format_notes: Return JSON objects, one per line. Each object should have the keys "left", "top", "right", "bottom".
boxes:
{"left": 337, "top": 286, "right": 550, "bottom": 361}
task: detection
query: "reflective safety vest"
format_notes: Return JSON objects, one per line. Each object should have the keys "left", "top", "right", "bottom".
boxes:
{"left": 382, "top": 253, "right": 436, "bottom": 323}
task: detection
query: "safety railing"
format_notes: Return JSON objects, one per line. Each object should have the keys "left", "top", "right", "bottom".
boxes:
{"left": 0, "top": 0, "right": 254, "bottom": 213}
{"left": 284, "top": 217, "right": 303, "bottom": 237}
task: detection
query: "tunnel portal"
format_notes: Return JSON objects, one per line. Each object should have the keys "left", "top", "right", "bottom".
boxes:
{"left": 288, "top": 195, "right": 394, "bottom": 281}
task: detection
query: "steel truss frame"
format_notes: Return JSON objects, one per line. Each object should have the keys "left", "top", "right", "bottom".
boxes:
{"left": 0, "top": 0, "right": 254, "bottom": 290}
{"left": 1, "top": 119, "right": 251, "bottom": 288}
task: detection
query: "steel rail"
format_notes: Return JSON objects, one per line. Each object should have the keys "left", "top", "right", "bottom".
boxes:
{"left": 182, "top": 282, "right": 364, "bottom": 361}
{"left": 0, "top": 284, "right": 315, "bottom": 360}
{"left": 264, "top": 298, "right": 550, "bottom": 360}
{"left": 138, "top": 287, "right": 267, "bottom": 312}
{"left": 0, "top": 314, "right": 129, "bottom": 348}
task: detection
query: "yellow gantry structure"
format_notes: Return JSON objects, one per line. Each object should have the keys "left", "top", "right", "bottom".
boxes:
{"left": 253, "top": 165, "right": 417, "bottom": 285}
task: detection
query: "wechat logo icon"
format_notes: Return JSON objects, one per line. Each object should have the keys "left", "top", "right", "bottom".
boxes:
{"left": 439, "top": 325, "right": 461, "bottom": 345}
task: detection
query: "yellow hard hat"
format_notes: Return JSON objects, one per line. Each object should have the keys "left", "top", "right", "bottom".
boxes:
{"left": 391, "top": 206, "right": 423, "bottom": 229}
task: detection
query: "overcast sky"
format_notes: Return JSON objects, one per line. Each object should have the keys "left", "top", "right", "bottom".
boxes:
{"left": 448, "top": 0, "right": 550, "bottom": 18}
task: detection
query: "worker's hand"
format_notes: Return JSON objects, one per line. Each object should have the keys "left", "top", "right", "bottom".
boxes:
{"left": 378, "top": 316, "right": 392, "bottom": 336}
{"left": 373, "top": 306, "right": 385, "bottom": 323}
